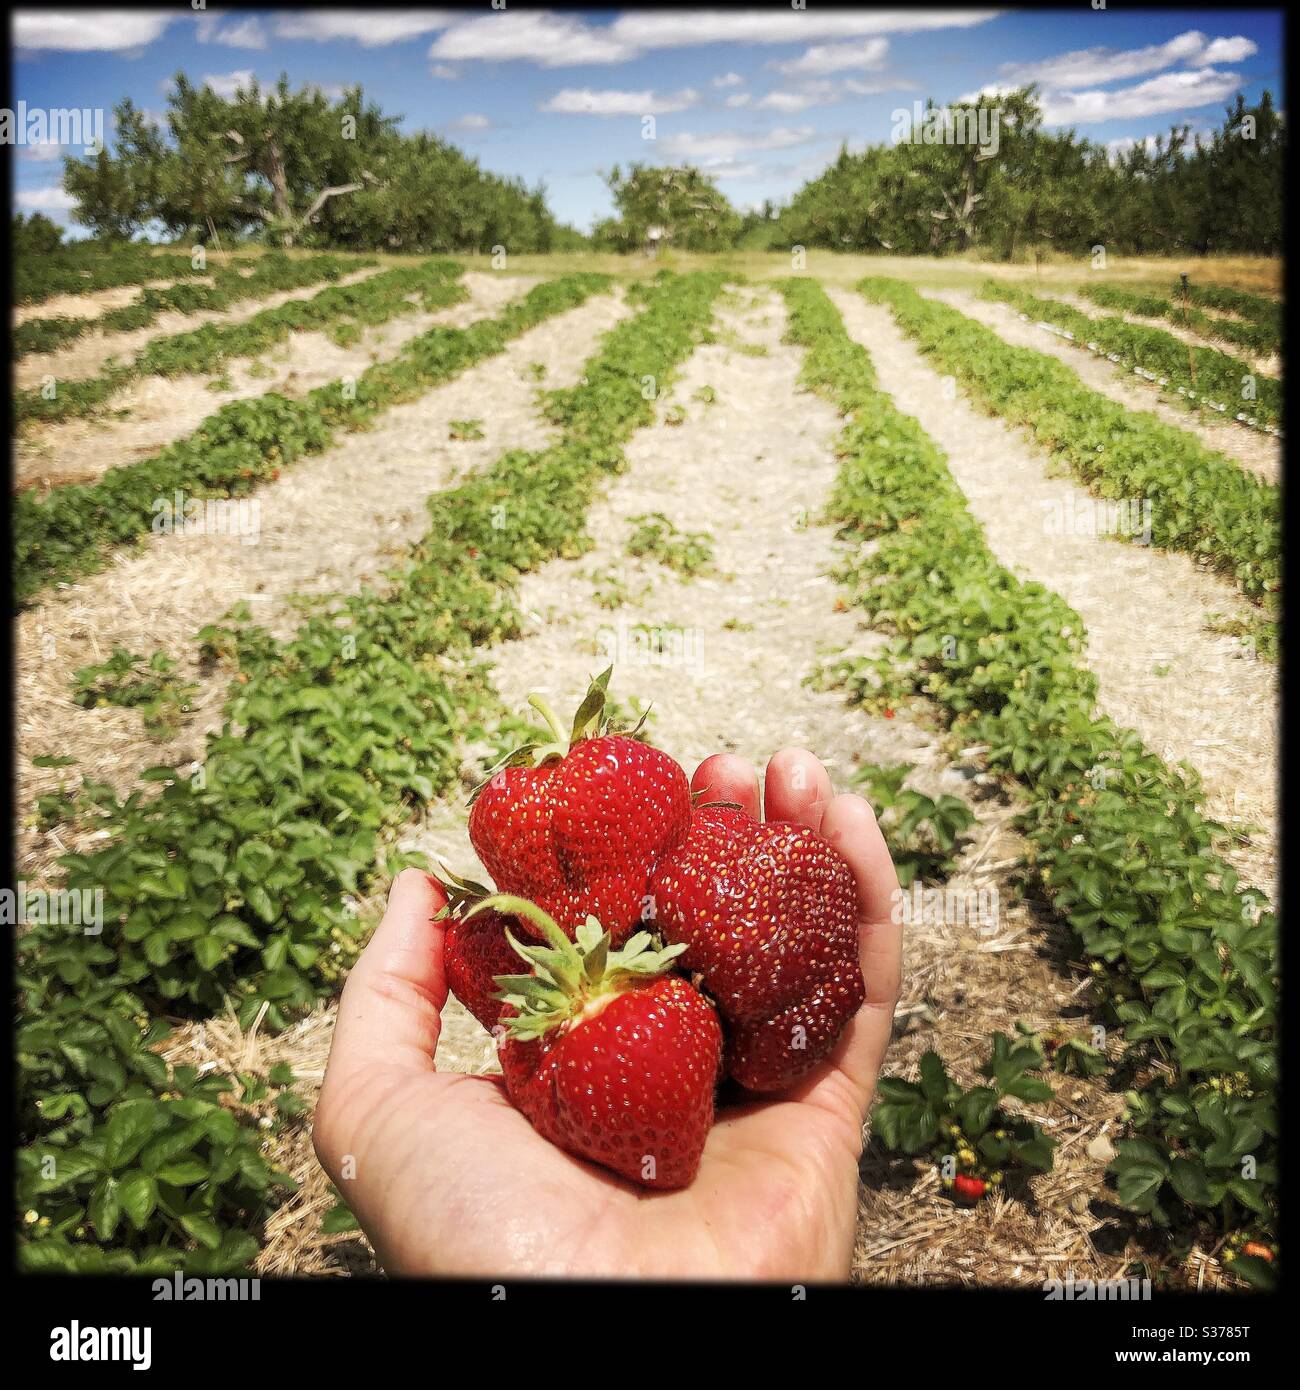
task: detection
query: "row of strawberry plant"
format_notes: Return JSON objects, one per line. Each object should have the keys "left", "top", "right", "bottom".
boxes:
{"left": 100, "top": 251, "right": 374, "bottom": 334}
{"left": 17, "top": 271, "right": 725, "bottom": 1274}
{"left": 15, "top": 258, "right": 458, "bottom": 426}
{"left": 1177, "top": 281, "right": 1281, "bottom": 327}
{"left": 14, "top": 263, "right": 495, "bottom": 607}
{"left": 980, "top": 281, "right": 1282, "bottom": 433}
{"left": 1078, "top": 283, "right": 1280, "bottom": 359}
{"left": 781, "top": 277, "right": 1278, "bottom": 1288}
{"left": 16, "top": 242, "right": 198, "bottom": 306}
{"left": 13, "top": 252, "right": 373, "bottom": 362}
{"left": 862, "top": 278, "right": 1280, "bottom": 612}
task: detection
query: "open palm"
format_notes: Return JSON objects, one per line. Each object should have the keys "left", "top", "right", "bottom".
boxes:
{"left": 313, "top": 748, "right": 903, "bottom": 1280}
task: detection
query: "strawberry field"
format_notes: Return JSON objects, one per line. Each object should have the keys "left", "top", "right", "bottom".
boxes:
{"left": 11, "top": 236, "right": 1279, "bottom": 1290}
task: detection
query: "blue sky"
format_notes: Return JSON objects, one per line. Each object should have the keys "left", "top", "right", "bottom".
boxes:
{"left": 11, "top": 7, "right": 1285, "bottom": 235}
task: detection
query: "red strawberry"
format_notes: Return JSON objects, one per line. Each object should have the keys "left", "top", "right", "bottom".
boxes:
{"left": 433, "top": 863, "right": 522, "bottom": 1031}
{"left": 444, "top": 905, "right": 519, "bottom": 1032}
{"left": 469, "top": 670, "right": 690, "bottom": 947}
{"left": 478, "top": 894, "right": 722, "bottom": 1190}
{"left": 648, "top": 804, "right": 866, "bottom": 1092}
{"left": 953, "top": 1173, "right": 987, "bottom": 1204}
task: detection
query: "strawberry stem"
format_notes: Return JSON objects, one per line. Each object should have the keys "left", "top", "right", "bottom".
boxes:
{"left": 525, "top": 692, "right": 572, "bottom": 750}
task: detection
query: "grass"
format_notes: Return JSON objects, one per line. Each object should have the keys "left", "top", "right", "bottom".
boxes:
{"left": 442, "top": 249, "right": 1281, "bottom": 295}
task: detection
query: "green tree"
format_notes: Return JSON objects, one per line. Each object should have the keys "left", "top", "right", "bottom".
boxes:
{"left": 593, "top": 164, "right": 740, "bottom": 251}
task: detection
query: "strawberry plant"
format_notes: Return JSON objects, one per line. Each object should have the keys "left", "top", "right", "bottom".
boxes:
{"left": 17, "top": 270, "right": 724, "bottom": 1271}
{"left": 13, "top": 253, "right": 373, "bottom": 362}
{"left": 1080, "top": 283, "right": 1280, "bottom": 358}
{"left": 625, "top": 511, "right": 716, "bottom": 576}
{"left": 14, "top": 270, "right": 604, "bottom": 606}
{"left": 15, "top": 258, "right": 450, "bottom": 425}
{"left": 872, "top": 1037, "right": 1057, "bottom": 1196}
{"left": 71, "top": 648, "right": 198, "bottom": 739}
{"left": 13, "top": 314, "right": 94, "bottom": 358}
{"left": 15, "top": 242, "right": 199, "bottom": 307}
{"left": 849, "top": 762, "right": 974, "bottom": 886}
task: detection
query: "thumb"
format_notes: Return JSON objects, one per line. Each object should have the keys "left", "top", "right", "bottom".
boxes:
{"left": 324, "top": 868, "right": 450, "bottom": 1095}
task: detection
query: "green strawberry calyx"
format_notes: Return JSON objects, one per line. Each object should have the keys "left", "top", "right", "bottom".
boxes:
{"left": 466, "top": 892, "right": 685, "bottom": 1042}
{"left": 467, "top": 665, "right": 650, "bottom": 802}
{"left": 428, "top": 860, "right": 493, "bottom": 920}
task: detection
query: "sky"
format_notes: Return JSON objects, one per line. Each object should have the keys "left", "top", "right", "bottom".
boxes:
{"left": 10, "top": 6, "right": 1286, "bottom": 235}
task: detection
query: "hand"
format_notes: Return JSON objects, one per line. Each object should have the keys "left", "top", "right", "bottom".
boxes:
{"left": 313, "top": 747, "right": 903, "bottom": 1280}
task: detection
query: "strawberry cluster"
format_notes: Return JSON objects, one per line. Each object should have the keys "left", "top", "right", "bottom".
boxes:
{"left": 437, "top": 671, "right": 867, "bottom": 1191}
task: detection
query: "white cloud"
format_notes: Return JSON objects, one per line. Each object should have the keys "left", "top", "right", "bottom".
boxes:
{"left": 844, "top": 76, "right": 919, "bottom": 95}
{"left": 429, "top": 8, "right": 1001, "bottom": 67}
{"left": 698, "top": 161, "right": 761, "bottom": 181}
{"left": 541, "top": 87, "right": 699, "bottom": 116}
{"left": 431, "top": 63, "right": 459, "bottom": 80}
{"left": 14, "top": 9, "right": 176, "bottom": 51}
{"left": 16, "top": 185, "right": 77, "bottom": 211}
{"left": 449, "top": 113, "right": 491, "bottom": 130}
{"left": 18, "top": 139, "right": 66, "bottom": 163}
{"left": 957, "top": 82, "right": 1017, "bottom": 104}
{"left": 203, "top": 70, "right": 257, "bottom": 100}
{"left": 774, "top": 38, "right": 889, "bottom": 76}
{"left": 712, "top": 72, "right": 745, "bottom": 89}
{"left": 725, "top": 92, "right": 752, "bottom": 109}
{"left": 756, "top": 75, "right": 914, "bottom": 112}
{"left": 609, "top": 9, "right": 1002, "bottom": 51}
{"left": 432, "top": 13, "right": 635, "bottom": 65}
{"left": 657, "top": 126, "right": 818, "bottom": 165}
{"left": 196, "top": 13, "right": 267, "bottom": 50}
{"left": 1105, "top": 128, "right": 1215, "bottom": 162}
{"left": 1040, "top": 68, "right": 1245, "bottom": 125}
{"left": 1201, "top": 36, "right": 1258, "bottom": 64}
{"left": 275, "top": 10, "right": 454, "bottom": 47}
{"left": 758, "top": 88, "right": 835, "bottom": 113}
{"left": 994, "top": 29, "right": 1256, "bottom": 89}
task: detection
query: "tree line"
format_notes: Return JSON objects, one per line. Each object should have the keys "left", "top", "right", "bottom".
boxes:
{"left": 52, "top": 80, "right": 1282, "bottom": 259}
